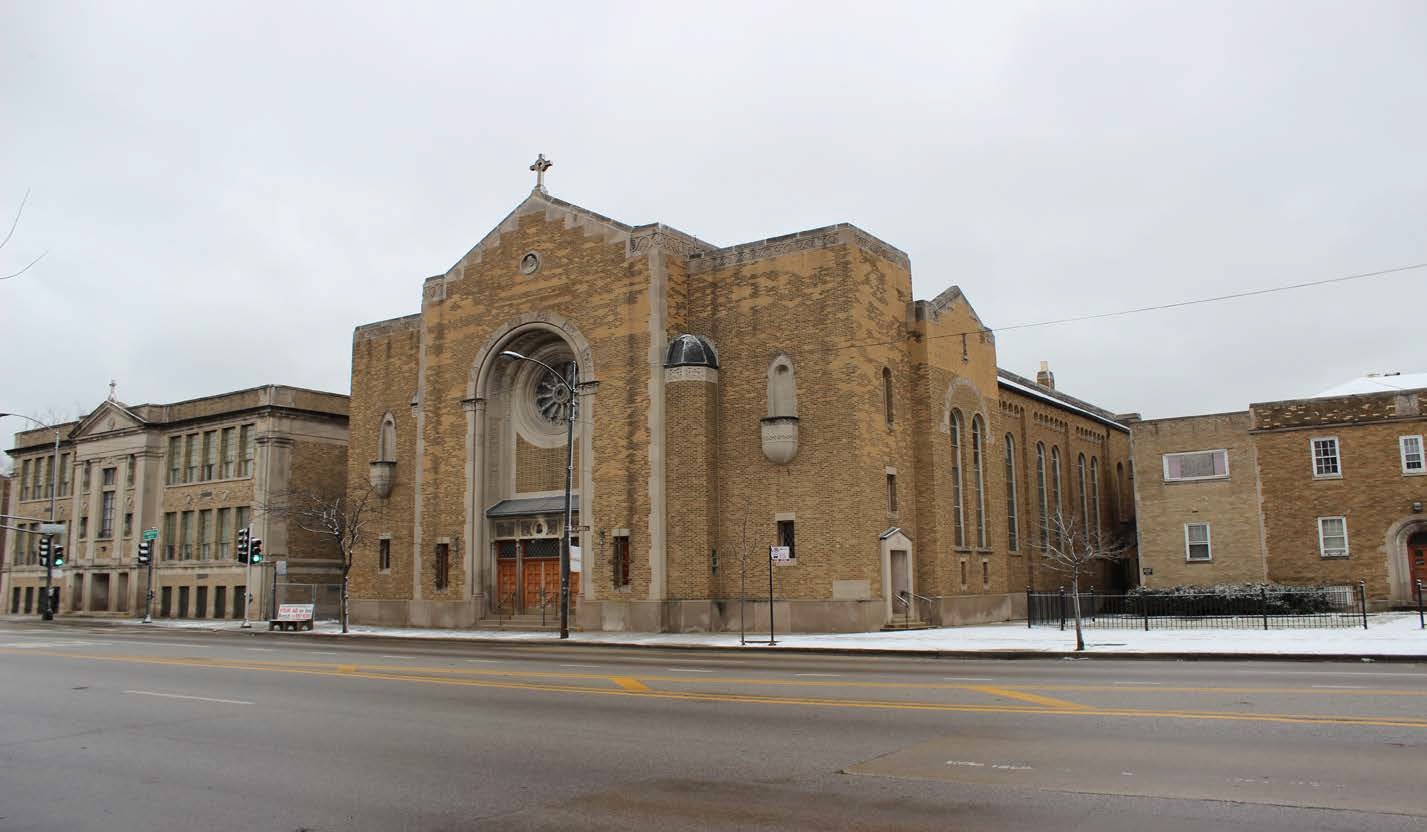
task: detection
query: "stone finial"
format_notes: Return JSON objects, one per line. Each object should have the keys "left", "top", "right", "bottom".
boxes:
{"left": 1036, "top": 361, "right": 1056, "bottom": 390}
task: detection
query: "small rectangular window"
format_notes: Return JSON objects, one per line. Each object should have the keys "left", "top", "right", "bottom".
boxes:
{"left": 613, "top": 534, "right": 631, "bottom": 588}
{"left": 1311, "top": 437, "right": 1340, "bottom": 478}
{"left": 959, "top": 559, "right": 967, "bottom": 589}
{"left": 981, "top": 559, "right": 989, "bottom": 587}
{"left": 1401, "top": 435, "right": 1425, "bottom": 474}
{"left": 123, "top": 512, "right": 133, "bottom": 538}
{"left": 777, "top": 519, "right": 796, "bottom": 561}
{"left": 1184, "top": 522, "right": 1212, "bottom": 561}
{"left": 1162, "top": 450, "right": 1228, "bottom": 481}
{"left": 127, "top": 454, "right": 136, "bottom": 487}
{"left": 379, "top": 538, "right": 392, "bottom": 571}
{"left": 1318, "top": 516, "right": 1349, "bottom": 558}
{"left": 434, "top": 543, "right": 450, "bottom": 590}
{"left": 887, "top": 474, "right": 898, "bottom": 513}
{"left": 79, "top": 515, "right": 88, "bottom": 539}
{"left": 102, "top": 466, "right": 116, "bottom": 487}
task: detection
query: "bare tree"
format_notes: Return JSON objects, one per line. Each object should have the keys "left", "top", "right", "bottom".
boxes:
{"left": 261, "top": 482, "right": 382, "bottom": 633}
{"left": 1, "top": 190, "right": 47, "bottom": 282}
{"left": 1039, "top": 509, "right": 1134, "bottom": 651}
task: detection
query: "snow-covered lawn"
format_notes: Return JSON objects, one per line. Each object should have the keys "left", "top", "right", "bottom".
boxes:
{"left": 84, "top": 612, "right": 1427, "bottom": 657}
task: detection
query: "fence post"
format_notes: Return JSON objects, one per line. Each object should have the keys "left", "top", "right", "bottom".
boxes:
{"left": 1260, "top": 585, "right": 1268, "bottom": 631}
{"left": 1142, "top": 592, "right": 1149, "bottom": 631}
{"left": 1089, "top": 586, "right": 1096, "bottom": 622}
{"left": 1418, "top": 579, "right": 1424, "bottom": 630}
{"left": 1026, "top": 585, "right": 1032, "bottom": 629}
{"left": 1058, "top": 586, "right": 1066, "bottom": 631}
{"left": 1358, "top": 579, "right": 1368, "bottom": 629}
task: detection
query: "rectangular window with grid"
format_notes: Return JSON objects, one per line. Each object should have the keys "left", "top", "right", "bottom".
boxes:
{"left": 102, "top": 466, "right": 116, "bottom": 487}
{"left": 1311, "top": 437, "right": 1340, "bottom": 478}
{"left": 1184, "top": 522, "right": 1212, "bottom": 561}
{"left": 1162, "top": 450, "right": 1228, "bottom": 481}
{"left": 379, "top": 538, "right": 391, "bottom": 571}
{"left": 184, "top": 434, "right": 198, "bottom": 482}
{"left": 198, "top": 510, "right": 212, "bottom": 559}
{"left": 167, "top": 436, "right": 181, "bottom": 484}
{"left": 19, "top": 460, "right": 28, "bottom": 500}
{"left": 181, "top": 511, "right": 194, "bottom": 559}
{"left": 777, "top": 519, "right": 796, "bottom": 561}
{"left": 613, "top": 534, "right": 630, "bottom": 588}
{"left": 203, "top": 430, "right": 217, "bottom": 480}
{"left": 99, "top": 492, "right": 115, "bottom": 538}
{"left": 163, "top": 512, "right": 177, "bottom": 559}
{"left": 1401, "top": 435, "right": 1424, "bottom": 474}
{"left": 240, "top": 425, "right": 256, "bottom": 477}
{"left": 216, "top": 508, "right": 231, "bottom": 559}
{"left": 887, "top": 473, "right": 897, "bottom": 513}
{"left": 1318, "top": 516, "right": 1349, "bottom": 558}
{"left": 59, "top": 453, "right": 71, "bottom": 496}
{"left": 221, "top": 426, "right": 236, "bottom": 478}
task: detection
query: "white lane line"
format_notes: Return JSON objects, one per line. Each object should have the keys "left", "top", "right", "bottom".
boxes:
{"left": 124, "top": 690, "right": 253, "bottom": 705}
{"left": 464, "top": 658, "right": 499, "bottom": 663}
{"left": 664, "top": 668, "right": 714, "bottom": 673}
{"left": 944, "top": 677, "right": 994, "bottom": 682}
{"left": 560, "top": 664, "right": 601, "bottom": 668}
{"left": 795, "top": 673, "right": 841, "bottom": 677}
{"left": 380, "top": 655, "right": 416, "bottom": 659}
{"left": 1311, "top": 684, "right": 1367, "bottom": 689}
{"left": 243, "top": 647, "right": 274, "bottom": 652}
{"left": 1233, "top": 669, "right": 1421, "bottom": 678}
{"left": 306, "top": 651, "right": 341, "bottom": 656}
{"left": 1113, "top": 681, "right": 1163, "bottom": 686}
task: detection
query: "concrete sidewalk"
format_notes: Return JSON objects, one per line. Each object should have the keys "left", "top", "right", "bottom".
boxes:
{"left": 14, "top": 611, "right": 1427, "bottom": 662}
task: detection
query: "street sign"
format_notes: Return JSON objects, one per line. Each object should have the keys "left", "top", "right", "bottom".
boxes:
{"left": 770, "top": 545, "right": 793, "bottom": 564}
{"left": 40, "top": 522, "right": 66, "bottom": 535}
{"left": 275, "top": 560, "right": 288, "bottom": 576}
{"left": 142, "top": 528, "right": 159, "bottom": 541}
{"left": 570, "top": 525, "right": 591, "bottom": 532}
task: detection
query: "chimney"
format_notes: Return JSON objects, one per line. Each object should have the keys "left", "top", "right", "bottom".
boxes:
{"left": 1036, "top": 361, "right": 1055, "bottom": 390}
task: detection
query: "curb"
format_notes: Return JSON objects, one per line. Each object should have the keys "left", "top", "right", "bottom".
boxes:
{"left": 16, "top": 616, "right": 1427, "bottom": 663}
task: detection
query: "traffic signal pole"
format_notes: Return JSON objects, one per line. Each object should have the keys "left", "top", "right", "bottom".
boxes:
{"left": 42, "top": 534, "right": 55, "bottom": 620}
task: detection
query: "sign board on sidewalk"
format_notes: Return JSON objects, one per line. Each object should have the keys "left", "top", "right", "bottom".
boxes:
{"left": 142, "top": 528, "right": 159, "bottom": 541}
{"left": 770, "top": 545, "right": 793, "bottom": 565}
{"left": 275, "top": 560, "right": 288, "bottom": 576}
{"left": 276, "top": 603, "right": 314, "bottom": 621}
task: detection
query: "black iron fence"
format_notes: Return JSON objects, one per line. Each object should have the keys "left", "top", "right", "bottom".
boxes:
{"left": 1027, "top": 582, "right": 1369, "bottom": 630}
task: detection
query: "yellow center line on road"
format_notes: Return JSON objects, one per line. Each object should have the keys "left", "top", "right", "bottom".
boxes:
{"left": 965, "top": 685, "right": 1089, "bottom": 710}
{"left": 611, "top": 677, "right": 651, "bottom": 692}
{"left": 9, "top": 646, "right": 1427, "bottom": 731}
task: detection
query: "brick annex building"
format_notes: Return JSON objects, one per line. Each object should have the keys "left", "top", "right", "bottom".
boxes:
{"left": 348, "top": 175, "right": 1134, "bottom": 633}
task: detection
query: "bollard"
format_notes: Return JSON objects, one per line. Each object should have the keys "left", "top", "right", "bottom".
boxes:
{"left": 1359, "top": 579, "right": 1368, "bottom": 630}
{"left": 1089, "top": 586, "right": 1096, "bottom": 622}
{"left": 1260, "top": 585, "right": 1268, "bottom": 631}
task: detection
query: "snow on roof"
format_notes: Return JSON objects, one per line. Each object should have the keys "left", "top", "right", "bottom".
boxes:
{"left": 1313, "top": 373, "right": 1427, "bottom": 398}
{"left": 995, "top": 372, "right": 1129, "bottom": 432}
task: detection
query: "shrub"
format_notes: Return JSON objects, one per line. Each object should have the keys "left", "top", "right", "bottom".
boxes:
{"left": 1125, "top": 583, "right": 1348, "bottom": 616}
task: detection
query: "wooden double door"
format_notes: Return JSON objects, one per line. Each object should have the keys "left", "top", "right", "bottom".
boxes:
{"left": 496, "top": 539, "right": 580, "bottom": 613}
{"left": 1409, "top": 531, "right": 1427, "bottom": 593}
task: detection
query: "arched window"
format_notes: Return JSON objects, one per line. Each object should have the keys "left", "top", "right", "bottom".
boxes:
{"left": 1004, "top": 434, "right": 1019, "bottom": 552}
{"left": 1077, "top": 452, "right": 1088, "bottom": 525}
{"left": 972, "top": 416, "right": 987, "bottom": 548}
{"left": 882, "top": 367, "right": 893, "bottom": 425}
{"left": 1116, "top": 462, "right": 1126, "bottom": 521}
{"left": 950, "top": 410, "right": 964, "bottom": 547}
{"left": 377, "top": 413, "right": 397, "bottom": 463}
{"left": 1090, "top": 457, "right": 1102, "bottom": 536}
{"left": 1050, "top": 446, "right": 1063, "bottom": 546}
{"left": 1035, "top": 443, "right": 1048, "bottom": 551}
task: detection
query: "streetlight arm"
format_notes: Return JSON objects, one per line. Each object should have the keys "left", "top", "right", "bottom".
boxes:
{"left": 497, "top": 352, "right": 575, "bottom": 393}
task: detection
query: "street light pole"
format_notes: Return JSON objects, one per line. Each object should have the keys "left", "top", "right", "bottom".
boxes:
{"left": 499, "top": 350, "right": 578, "bottom": 639}
{"left": 1, "top": 413, "right": 61, "bottom": 620}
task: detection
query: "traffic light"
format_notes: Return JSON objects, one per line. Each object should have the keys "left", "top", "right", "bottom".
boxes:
{"left": 250, "top": 538, "right": 263, "bottom": 564}
{"left": 52, "top": 545, "right": 64, "bottom": 567}
{"left": 38, "top": 536, "right": 51, "bottom": 567}
{"left": 137, "top": 541, "right": 151, "bottom": 565}
{"left": 237, "top": 527, "right": 250, "bottom": 564}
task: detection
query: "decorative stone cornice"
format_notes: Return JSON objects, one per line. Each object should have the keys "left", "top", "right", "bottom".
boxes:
{"left": 664, "top": 366, "right": 718, "bottom": 384}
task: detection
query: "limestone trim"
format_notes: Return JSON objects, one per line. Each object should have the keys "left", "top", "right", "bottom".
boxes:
{"left": 688, "top": 224, "right": 910, "bottom": 273}
{"left": 880, "top": 529, "right": 915, "bottom": 623}
{"left": 646, "top": 249, "right": 669, "bottom": 602}
{"left": 940, "top": 377, "right": 991, "bottom": 437}
{"left": 664, "top": 366, "right": 718, "bottom": 384}
{"left": 440, "top": 191, "right": 633, "bottom": 285}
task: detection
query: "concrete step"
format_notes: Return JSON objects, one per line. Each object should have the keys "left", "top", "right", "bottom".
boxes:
{"left": 475, "top": 615, "right": 561, "bottom": 630}
{"left": 881, "top": 619, "right": 934, "bottom": 631}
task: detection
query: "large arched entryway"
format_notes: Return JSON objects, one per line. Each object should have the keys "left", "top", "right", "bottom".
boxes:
{"left": 468, "top": 316, "right": 595, "bottom": 620}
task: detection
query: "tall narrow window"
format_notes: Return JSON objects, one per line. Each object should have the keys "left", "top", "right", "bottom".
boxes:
{"left": 123, "top": 512, "right": 133, "bottom": 538}
{"left": 241, "top": 425, "right": 256, "bottom": 477}
{"left": 180, "top": 511, "right": 194, "bottom": 559}
{"left": 202, "top": 430, "right": 217, "bottom": 480}
{"left": 1035, "top": 443, "right": 1048, "bottom": 550}
{"left": 198, "top": 509, "right": 212, "bottom": 559}
{"left": 1400, "top": 435, "right": 1424, "bottom": 474}
{"left": 882, "top": 367, "right": 894, "bottom": 425}
{"left": 950, "top": 410, "right": 965, "bottom": 547}
{"left": 19, "top": 460, "right": 29, "bottom": 500}
{"left": 777, "top": 519, "right": 796, "bottom": 560}
{"left": 167, "top": 436, "right": 181, "bottom": 484}
{"left": 1077, "top": 453, "right": 1089, "bottom": 542}
{"left": 184, "top": 434, "right": 198, "bottom": 482}
{"left": 99, "top": 491, "right": 115, "bottom": 538}
{"left": 1317, "top": 516, "right": 1349, "bottom": 558}
{"left": 43, "top": 456, "right": 53, "bottom": 499}
{"left": 1050, "top": 446, "right": 1063, "bottom": 545}
{"left": 83, "top": 461, "right": 92, "bottom": 492}
{"left": 613, "top": 534, "right": 631, "bottom": 588}
{"left": 127, "top": 454, "right": 136, "bottom": 487}
{"left": 163, "top": 512, "right": 177, "bottom": 560}
{"left": 1311, "top": 437, "right": 1340, "bottom": 478}
{"left": 102, "top": 466, "right": 116, "bottom": 487}
{"left": 1114, "top": 461, "right": 1125, "bottom": 522}
{"left": 379, "top": 538, "right": 392, "bottom": 571}
{"left": 221, "top": 427, "right": 236, "bottom": 478}
{"left": 216, "top": 508, "right": 231, "bottom": 559}
{"left": 971, "top": 416, "right": 986, "bottom": 548}
{"left": 378, "top": 414, "right": 398, "bottom": 462}
{"left": 1089, "top": 457, "right": 1101, "bottom": 535}
{"left": 887, "top": 473, "right": 898, "bottom": 513}
{"left": 434, "top": 543, "right": 450, "bottom": 590}
{"left": 1004, "top": 434, "right": 1019, "bottom": 552}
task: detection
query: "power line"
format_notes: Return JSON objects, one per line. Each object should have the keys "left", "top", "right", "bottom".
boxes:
{"left": 817, "top": 261, "right": 1427, "bottom": 355}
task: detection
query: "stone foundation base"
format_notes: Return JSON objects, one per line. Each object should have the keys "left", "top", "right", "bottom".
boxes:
{"left": 350, "top": 598, "right": 479, "bottom": 629}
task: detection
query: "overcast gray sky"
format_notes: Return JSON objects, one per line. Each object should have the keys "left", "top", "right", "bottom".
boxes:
{"left": 3, "top": 0, "right": 1424, "bottom": 450}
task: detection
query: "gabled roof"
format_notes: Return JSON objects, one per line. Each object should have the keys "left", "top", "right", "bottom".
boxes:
{"left": 1313, "top": 372, "right": 1427, "bottom": 398}
{"left": 997, "top": 369, "right": 1128, "bottom": 432}
{"left": 69, "top": 399, "right": 148, "bottom": 439}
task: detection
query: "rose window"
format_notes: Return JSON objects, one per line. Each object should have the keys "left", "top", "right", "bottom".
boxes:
{"left": 534, "top": 369, "right": 572, "bottom": 425}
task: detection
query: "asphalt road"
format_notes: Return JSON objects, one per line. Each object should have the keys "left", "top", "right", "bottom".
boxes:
{"left": 1, "top": 620, "right": 1424, "bottom": 831}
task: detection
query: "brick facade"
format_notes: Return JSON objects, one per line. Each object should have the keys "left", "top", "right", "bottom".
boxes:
{"left": 347, "top": 188, "right": 1134, "bottom": 632}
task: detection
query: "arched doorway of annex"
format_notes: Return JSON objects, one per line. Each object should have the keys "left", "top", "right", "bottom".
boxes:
{"left": 1385, "top": 516, "right": 1427, "bottom": 607}
{"left": 469, "top": 314, "right": 596, "bottom": 618}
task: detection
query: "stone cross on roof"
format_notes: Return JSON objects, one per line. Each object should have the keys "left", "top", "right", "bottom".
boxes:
{"left": 108, "top": 379, "right": 117, "bottom": 401}
{"left": 529, "top": 153, "right": 553, "bottom": 192}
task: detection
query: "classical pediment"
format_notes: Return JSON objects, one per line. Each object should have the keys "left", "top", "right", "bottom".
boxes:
{"left": 70, "top": 400, "right": 147, "bottom": 438}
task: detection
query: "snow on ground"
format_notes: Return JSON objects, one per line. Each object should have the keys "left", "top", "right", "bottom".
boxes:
{"left": 80, "top": 612, "right": 1427, "bottom": 657}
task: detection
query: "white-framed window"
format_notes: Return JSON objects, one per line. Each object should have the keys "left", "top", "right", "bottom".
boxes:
{"left": 1162, "top": 449, "right": 1228, "bottom": 482}
{"left": 1184, "top": 522, "right": 1212, "bottom": 561}
{"left": 1400, "top": 435, "right": 1424, "bottom": 474}
{"left": 1317, "top": 516, "right": 1349, "bottom": 558}
{"left": 1311, "top": 436, "right": 1340, "bottom": 478}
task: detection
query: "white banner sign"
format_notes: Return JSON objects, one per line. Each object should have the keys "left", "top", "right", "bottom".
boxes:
{"left": 569, "top": 545, "right": 582, "bottom": 573}
{"left": 276, "top": 603, "right": 314, "bottom": 621}
{"left": 770, "top": 545, "right": 793, "bottom": 564}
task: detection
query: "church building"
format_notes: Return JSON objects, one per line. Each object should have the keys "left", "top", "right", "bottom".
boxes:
{"left": 346, "top": 161, "right": 1134, "bottom": 633}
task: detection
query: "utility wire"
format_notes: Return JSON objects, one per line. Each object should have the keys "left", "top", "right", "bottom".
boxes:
{"left": 817, "top": 261, "right": 1427, "bottom": 355}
